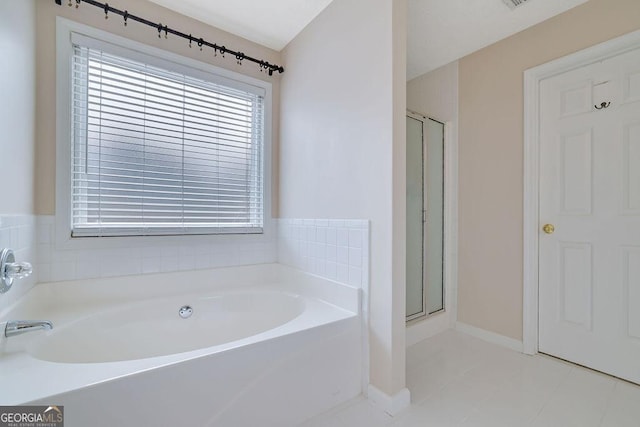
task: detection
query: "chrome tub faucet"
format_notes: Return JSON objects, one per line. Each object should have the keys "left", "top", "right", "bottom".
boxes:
{"left": 4, "top": 320, "right": 53, "bottom": 338}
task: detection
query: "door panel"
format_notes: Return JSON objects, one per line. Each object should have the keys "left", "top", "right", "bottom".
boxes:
{"left": 539, "top": 47, "right": 640, "bottom": 384}
{"left": 559, "top": 130, "right": 593, "bottom": 215}
{"left": 559, "top": 80, "right": 593, "bottom": 117}
{"left": 622, "top": 68, "right": 640, "bottom": 104}
{"left": 406, "top": 116, "right": 424, "bottom": 319}
{"left": 623, "top": 122, "right": 640, "bottom": 213}
{"left": 425, "top": 119, "right": 444, "bottom": 314}
{"left": 558, "top": 242, "right": 593, "bottom": 329}
{"left": 624, "top": 247, "right": 640, "bottom": 340}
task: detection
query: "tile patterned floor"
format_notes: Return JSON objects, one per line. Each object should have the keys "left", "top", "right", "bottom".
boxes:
{"left": 300, "top": 330, "right": 640, "bottom": 427}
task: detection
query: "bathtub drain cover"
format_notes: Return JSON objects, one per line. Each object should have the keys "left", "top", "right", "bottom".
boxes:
{"left": 179, "top": 305, "right": 193, "bottom": 319}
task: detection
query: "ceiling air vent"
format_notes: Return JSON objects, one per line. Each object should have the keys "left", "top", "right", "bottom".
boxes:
{"left": 502, "top": 0, "right": 530, "bottom": 10}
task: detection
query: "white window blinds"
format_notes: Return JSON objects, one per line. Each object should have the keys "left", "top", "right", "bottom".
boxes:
{"left": 70, "top": 35, "right": 265, "bottom": 237}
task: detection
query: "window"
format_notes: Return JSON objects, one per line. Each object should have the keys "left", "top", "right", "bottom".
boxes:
{"left": 69, "top": 33, "right": 266, "bottom": 237}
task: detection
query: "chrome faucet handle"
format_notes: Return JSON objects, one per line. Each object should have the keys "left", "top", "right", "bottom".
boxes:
{"left": 4, "top": 261, "right": 33, "bottom": 280}
{"left": 1, "top": 249, "right": 34, "bottom": 294}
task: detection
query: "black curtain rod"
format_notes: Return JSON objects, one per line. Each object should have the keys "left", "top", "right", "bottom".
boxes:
{"left": 54, "top": 0, "right": 285, "bottom": 76}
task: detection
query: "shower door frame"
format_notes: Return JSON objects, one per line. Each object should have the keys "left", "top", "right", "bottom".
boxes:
{"left": 406, "top": 112, "right": 429, "bottom": 321}
{"left": 406, "top": 111, "right": 454, "bottom": 323}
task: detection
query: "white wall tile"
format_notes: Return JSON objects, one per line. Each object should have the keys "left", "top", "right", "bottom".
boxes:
{"left": 37, "top": 223, "right": 52, "bottom": 245}
{"left": 337, "top": 246, "right": 349, "bottom": 264}
{"left": 141, "top": 257, "right": 162, "bottom": 274}
{"left": 1, "top": 215, "right": 364, "bottom": 300}
{"left": 326, "top": 261, "right": 337, "bottom": 281}
{"left": 337, "top": 264, "right": 349, "bottom": 284}
{"left": 326, "top": 227, "right": 337, "bottom": 245}
{"left": 195, "top": 252, "right": 211, "bottom": 270}
{"left": 33, "top": 215, "right": 278, "bottom": 283}
{"left": 345, "top": 220, "right": 365, "bottom": 229}
{"left": 51, "top": 260, "right": 76, "bottom": 282}
{"left": 0, "top": 229, "right": 10, "bottom": 247}
{"left": 318, "top": 258, "right": 328, "bottom": 275}
{"left": 326, "top": 244, "right": 337, "bottom": 262}
{"left": 0, "top": 215, "right": 37, "bottom": 314}
{"left": 277, "top": 218, "right": 369, "bottom": 289}
{"left": 76, "top": 258, "right": 101, "bottom": 280}
{"left": 101, "top": 254, "right": 141, "bottom": 278}
{"left": 337, "top": 228, "right": 349, "bottom": 247}
{"left": 349, "top": 229, "right": 362, "bottom": 248}
{"left": 140, "top": 246, "right": 163, "bottom": 258}
{"left": 349, "top": 248, "right": 363, "bottom": 267}
{"left": 178, "top": 246, "right": 197, "bottom": 271}
{"left": 37, "top": 263, "right": 51, "bottom": 284}
{"left": 305, "top": 227, "right": 313, "bottom": 243}
{"left": 348, "top": 267, "right": 362, "bottom": 287}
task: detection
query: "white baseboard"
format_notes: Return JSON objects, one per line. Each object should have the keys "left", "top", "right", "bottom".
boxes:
{"left": 406, "top": 311, "right": 451, "bottom": 347}
{"left": 366, "top": 385, "right": 410, "bottom": 416}
{"left": 455, "top": 322, "right": 523, "bottom": 353}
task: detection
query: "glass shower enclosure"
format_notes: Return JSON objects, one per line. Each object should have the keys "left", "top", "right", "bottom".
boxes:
{"left": 406, "top": 113, "right": 444, "bottom": 321}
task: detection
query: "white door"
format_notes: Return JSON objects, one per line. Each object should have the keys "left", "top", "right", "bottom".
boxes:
{"left": 539, "top": 46, "right": 640, "bottom": 384}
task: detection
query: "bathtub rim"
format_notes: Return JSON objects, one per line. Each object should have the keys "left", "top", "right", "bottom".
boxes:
{"left": 0, "top": 263, "right": 360, "bottom": 320}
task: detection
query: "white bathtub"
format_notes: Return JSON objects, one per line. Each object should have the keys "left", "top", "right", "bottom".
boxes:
{"left": 0, "top": 264, "right": 362, "bottom": 427}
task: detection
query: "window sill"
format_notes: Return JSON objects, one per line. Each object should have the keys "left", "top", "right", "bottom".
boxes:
{"left": 54, "top": 219, "right": 274, "bottom": 252}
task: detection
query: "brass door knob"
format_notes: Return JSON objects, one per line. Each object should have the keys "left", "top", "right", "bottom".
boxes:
{"left": 542, "top": 224, "right": 555, "bottom": 234}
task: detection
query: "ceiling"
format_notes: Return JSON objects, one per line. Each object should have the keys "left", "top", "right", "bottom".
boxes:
{"left": 148, "top": 0, "right": 589, "bottom": 80}
{"left": 146, "top": 0, "right": 334, "bottom": 51}
{"left": 407, "top": 0, "right": 589, "bottom": 79}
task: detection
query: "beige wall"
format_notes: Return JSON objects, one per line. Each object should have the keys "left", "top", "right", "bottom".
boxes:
{"left": 0, "top": 0, "right": 36, "bottom": 215}
{"left": 458, "top": 0, "right": 640, "bottom": 340}
{"left": 34, "top": 0, "right": 281, "bottom": 216}
{"left": 407, "top": 60, "right": 458, "bottom": 124}
{"left": 280, "top": 0, "right": 408, "bottom": 396}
